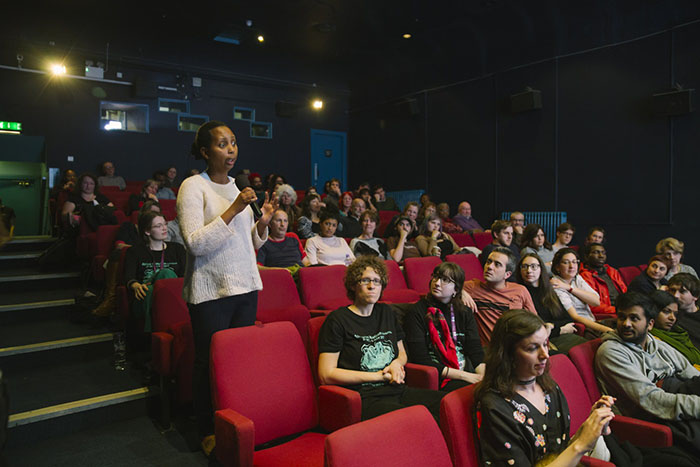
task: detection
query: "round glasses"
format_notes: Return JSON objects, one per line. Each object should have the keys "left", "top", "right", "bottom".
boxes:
{"left": 358, "top": 278, "right": 382, "bottom": 286}
{"left": 520, "top": 263, "right": 540, "bottom": 271}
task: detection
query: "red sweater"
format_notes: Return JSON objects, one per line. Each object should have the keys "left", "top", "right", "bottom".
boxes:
{"left": 579, "top": 264, "right": 627, "bottom": 314}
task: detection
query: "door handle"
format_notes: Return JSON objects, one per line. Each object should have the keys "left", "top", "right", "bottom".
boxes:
{"left": 314, "top": 163, "right": 318, "bottom": 182}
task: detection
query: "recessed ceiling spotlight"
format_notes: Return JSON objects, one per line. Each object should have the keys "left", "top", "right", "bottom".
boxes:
{"left": 51, "top": 64, "right": 67, "bottom": 75}
{"left": 402, "top": 33, "right": 412, "bottom": 39}
{"left": 312, "top": 99, "right": 323, "bottom": 110}
{"left": 246, "top": 20, "right": 253, "bottom": 27}
{"left": 257, "top": 35, "right": 265, "bottom": 43}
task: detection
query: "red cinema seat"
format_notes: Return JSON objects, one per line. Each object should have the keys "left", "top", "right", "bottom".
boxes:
{"left": 106, "top": 192, "right": 131, "bottom": 213}
{"left": 324, "top": 406, "right": 452, "bottom": 467}
{"left": 445, "top": 253, "right": 484, "bottom": 281}
{"left": 472, "top": 231, "right": 492, "bottom": 250}
{"left": 619, "top": 266, "right": 643, "bottom": 286}
{"left": 151, "top": 278, "right": 194, "bottom": 425}
{"left": 382, "top": 260, "right": 421, "bottom": 304}
{"left": 99, "top": 186, "right": 123, "bottom": 194}
{"left": 257, "top": 269, "right": 311, "bottom": 346}
{"left": 451, "top": 233, "right": 476, "bottom": 247}
{"left": 125, "top": 181, "right": 145, "bottom": 193}
{"left": 377, "top": 210, "right": 399, "bottom": 237}
{"left": 299, "top": 265, "right": 351, "bottom": 314}
{"left": 550, "top": 353, "right": 672, "bottom": 449}
{"left": 211, "top": 322, "right": 326, "bottom": 467}
{"left": 91, "top": 224, "right": 120, "bottom": 282}
{"left": 404, "top": 256, "right": 442, "bottom": 295}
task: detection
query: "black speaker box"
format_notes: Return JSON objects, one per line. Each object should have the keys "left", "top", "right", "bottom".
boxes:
{"left": 510, "top": 89, "right": 542, "bottom": 113}
{"left": 275, "top": 101, "right": 299, "bottom": 118}
{"left": 652, "top": 89, "right": 694, "bottom": 116}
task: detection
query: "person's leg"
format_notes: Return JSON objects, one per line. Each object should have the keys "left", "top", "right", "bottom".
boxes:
{"left": 361, "top": 390, "right": 405, "bottom": 421}
{"left": 227, "top": 290, "right": 258, "bottom": 328}
{"left": 398, "top": 387, "right": 445, "bottom": 423}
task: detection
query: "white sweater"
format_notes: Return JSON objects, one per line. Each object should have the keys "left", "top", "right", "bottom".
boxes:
{"left": 176, "top": 174, "right": 267, "bottom": 305}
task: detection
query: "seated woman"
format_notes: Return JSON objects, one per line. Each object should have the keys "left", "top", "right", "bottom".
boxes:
{"left": 318, "top": 256, "right": 444, "bottom": 421}
{"left": 552, "top": 222, "right": 575, "bottom": 253}
{"left": 404, "top": 262, "right": 484, "bottom": 392}
{"left": 550, "top": 248, "right": 612, "bottom": 338}
{"left": 128, "top": 179, "right": 159, "bottom": 215}
{"left": 416, "top": 201, "right": 437, "bottom": 227}
{"left": 275, "top": 183, "right": 301, "bottom": 229}
{"left": 520, "top": 223, "right": 555, "bottom": 272}
{"left": 649, "top": 289, "right": 700, "bottom": 369}
{"left": 349, "top": 210, "right": 392, "bottom": 260}
{"left": 338, "top": 191, "right": 353, "bottom": 217}
{"left": 656, "top": 237, "right": 698, "bottom": 281}
{"left": 61, "top": 173, "right": 114, "bottom": 231}
{"left": 304, "top": 211, "right": 355, "bottom": 266}
{"left": 415, "top": 214, "right": 460, "bottom": 259}
{"left": 386, "top": 216, "right": 421, "bottom": 264}
{"left": 257, "top": 209, "right": 309, "bottom": 272}
{"left": 384, "top": 202, "right": 419, "bottom": 239}
{"left": 124, "top": 210, "right": 186, "bottom": 331}
{"left": 296, "top": 193, "right": 324, "bottom": 239}
{"left": 628, "top": 255, "right": 669, "bottom": 294}
{"left": 476, "top": 309, "right": 617, "bottom": 466}
{"left": 516, "top": 253, "right": 588, "bottom": 353}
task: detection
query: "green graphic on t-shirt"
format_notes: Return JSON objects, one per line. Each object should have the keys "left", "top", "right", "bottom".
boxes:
{"left": 142, "top": 263, "right": 178, "bottom": 283}
{"left": 360, "top": 340, "right": 395, "bottom": 372}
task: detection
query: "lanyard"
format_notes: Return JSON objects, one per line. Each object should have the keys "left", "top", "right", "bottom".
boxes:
{"left": 448, "top": 304, "right": 457, "bottom": 343}
{"left": 152, "top": 248, "right": 165, "bottom": 273}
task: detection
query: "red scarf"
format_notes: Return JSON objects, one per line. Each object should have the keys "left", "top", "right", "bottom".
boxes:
{"left": 426, "top": 306, "right": 460, "bottom": 387}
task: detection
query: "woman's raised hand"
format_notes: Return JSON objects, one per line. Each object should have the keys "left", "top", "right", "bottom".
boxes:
{"left": 260, "top": 192, "right": 278, "bottom": 224}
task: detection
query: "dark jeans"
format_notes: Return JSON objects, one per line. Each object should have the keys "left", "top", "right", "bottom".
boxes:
{"left": 360, "top": 384, "right": 444, "bottom": 423}
{"left": 189, "top": 291, "right": 258, "bottom": 437}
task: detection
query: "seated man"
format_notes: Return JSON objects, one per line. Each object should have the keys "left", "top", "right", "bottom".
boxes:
{"left": 509, "top": 211, "right": 525, "bottom": 247}
{"left": 452, "top": 201, "right": 483, "bottom": 233}
{"left": 584, "top": 226, "right": 605, "bottom": 245}
{"left": 463, "top": 247, "right": 536, "bottom": 345}
{"left": 153, "top": 170, "right": 176, "bottom": 200}
{"left": 372, "top": 184, "right": 399, "bottom": 212}
{"left": 479, "top": 220, "right": 519, "bottom": 266}
{"left": 338, "top": 198, "right": 364, "bottom": 239}
{"left": 579, "top": 243, "right": 627, "bottom": 315}
{"left": 595, "top": 291, "right": 700, "bottom": 457}
{"left": 384, "top": 202, "right": 418, "bottom": 239}
{"left": 97, "top": 161, "right": 126, "bottom": 190}
{"left": 436, "top": 202, "right": 463, "bottom": 234}
{"left": 668, "top": 273, "right": 700, "bottom": 349}
{"left": 256, "top": 210, "right": 310, "bottom": 271}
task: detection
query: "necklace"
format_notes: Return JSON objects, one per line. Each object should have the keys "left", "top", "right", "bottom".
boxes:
{"left": 517, "top": 378, "right": 536, "bottom": 386}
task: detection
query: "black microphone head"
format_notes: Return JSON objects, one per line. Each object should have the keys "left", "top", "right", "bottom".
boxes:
{"left": 234, "top": 173, "right": 251, "bottom": 190}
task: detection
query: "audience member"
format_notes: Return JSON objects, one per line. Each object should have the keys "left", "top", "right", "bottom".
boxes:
{"left": 404, "top": 262, "right": 484, "bottom": 391}
{"left": 305, "top": 185, "right": 318, "bottom": 197}
{"left": 657, "top": 237, "right": 698, "bottom": 280}
{"left": 358, "top": 187, "right": 377, "bottom": 212}
{"left": 338, "top": 198, "right": 364, "bottom": 239}
{"left": 436, "top": 202, "right": 463, "bottom": 234}
{"left": 275, "top": 184, "right": 300, "bottom": 229}
{"left": 386, "top": 216, "right": 421, "bottom": 264}
{"left": 384, "top": 202, "right": 419, "bottom": 239}
{"left": 649, "top": 289, "right": 700, "bottom": 368}
{"left": 668, "top": 274, "right": 700, "bottom": 349}
{"left": 354, "top": 181, "right": 370, "bottom": 195}
{"left": 516, "top": 253, "right": 588, "bottom": 353}
{"left": 595, "top": 291, "right": 700, "bottom": 458}
{"left": 452, "top": 201, "right": 483, "bottom": 232}
{"left": 550, "top": 248, "right": 612, "bottom": 337}
{"left": 317, "top": 256, "right": 444, "bottom": 421}
{"left": 463, "top": 247, "right": 536, "bottom": 345}
{"left": 323, "top": 178, "right": 342, "bottom": 208}
{"left": 520, "top": 223, "right": 555, "bottom": 272}
{"left": 166, "top": 166, "right": 178, "bottom": 188}
{"left": 415, "top": 214, "right": 460, "bottom": 259}
{"left": 61, "top": 173, "right": 114, "bottom": 230}
{"left": 186, "top": 168, "right": 200, "bottom": 178}
{"left": 579, "top": 243, "right": 627, "bottom": 315}
{"left": 97, "top": 161, "right": 126, "bottom": 190}
{"left": 552, "top": 222, "right": 575, "bottom": 253}
{"left": 153, "top": 171, "right": 176, "bottom": 200}
{"left": 256, "top": 210, "right": 309, "bottom": 271}
{"left": 416, "top": 202, "right": 436, "bottom": 227}
{"left": 372, "top": 184, "right": 399, "bottom": 211}
{"left": 350, "top": 210, "right": 391, "bottom": 260}
{"left": 479, "top": 220, "right": 519, "bottom": 266}
{"left": 128, "top": 179, "right": 159, "bottom": 215}
{"left": 166, "top": 215, "right": 184, "bottom": 246}
{"left": 419, "top": 192, "right": 431, "bottom": 210}
{"left": 338, "top": 191, "right": 353, "bottom": 217}
{"left": 584, "top": 226, "right": 605, "bottom": 245}
{"left": 51, "top": 169, "right": 77, "bottom": 198}
{"left": 628, "top": 255, "right": 669, "bottom": 294}
{"left": 296, "top": 193, "right": 324, "bottom": 239}
{"left": 304, "top": 211, "right": 355, "bottom": 266}
{"left": 510, "top": 211, "right": 525, "bottom": 247}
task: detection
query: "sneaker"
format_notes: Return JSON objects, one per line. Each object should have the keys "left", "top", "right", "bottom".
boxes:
{"left": 201, "top": 434, "right": 216, "bottom": 458}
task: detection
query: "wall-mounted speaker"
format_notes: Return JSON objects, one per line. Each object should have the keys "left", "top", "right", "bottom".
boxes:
{"left": 652, "top": 89, "right": 694, "bottom": 116}
{"left": 510, "top": 88, "right": 542, "bottom": 113}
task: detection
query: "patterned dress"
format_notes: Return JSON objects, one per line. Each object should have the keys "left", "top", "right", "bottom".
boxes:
{"left": 476, "top": 385, "right": 571, "bottom": 466}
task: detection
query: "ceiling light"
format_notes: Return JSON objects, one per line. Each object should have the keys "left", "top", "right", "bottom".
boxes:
{"left": 257, "top": 35, "right": 265, "bottom": 43}
{"left": 312, "top": 99, "right": 323, "bottom": 110}
{"left": 51, "top": 64, "right": 67, "bottom": 75}
{"left": 402, "top": 33, "right": 412, "bottom": 39}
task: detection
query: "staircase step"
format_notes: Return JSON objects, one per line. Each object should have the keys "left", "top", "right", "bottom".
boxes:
{"left": 0, "top": 333, "right": 113, "bottom": 357}
{"left": 1, "top": 236, "right": 56, "bottom": 253}
{"left": 0, "top": 270, "right": 81, "bottom": 283}
{"left": 0, "top": 315, "right": 112, "bottom": 351}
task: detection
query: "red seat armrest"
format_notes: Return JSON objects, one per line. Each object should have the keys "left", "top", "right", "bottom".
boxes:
{"left": 574, "top": 323, "right": 585, "bottom": 336}
{"left": 151, "top": 332, "right": 173, "bottom": 376}
{"left": 310, "top": 309, "right": 332, "bottom": 318}
{"left": 405, "top": 363, "right": 439, "bottom": 390}
{"left": 610, "top": 415, "right": 673, "bottom": 447}
{"left": 215, "top": 408, "right": 255, "bottom": 467}
{"left": 318, "top": 385, "right": 362, "bottom": 432}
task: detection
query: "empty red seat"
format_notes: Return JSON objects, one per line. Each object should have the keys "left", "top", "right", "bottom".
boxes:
{"left": 404, "top": 256, "right": 442, "bottom": 295}
{"left": 451, "top": 232, "right": 475, "bottom": 247}
{"left": 382, "top": 260, "right": 420, "bottom": 303}
{"left": 258, "top": 269, "right": 311, "bottom": 345}
{"left": 377, "top": 210, "right": 399, "bottom": 237}
{"left": 445, "top": 253, "right": 484, "bottom": 281}
{"left": 299, "top": 265, "right": 351, "bottom": 312}
{"left": 619, "top": 265, "right": 643, "bottom": 286}
{"left": 472, "top": 231, "right": 492, "bottom": 250}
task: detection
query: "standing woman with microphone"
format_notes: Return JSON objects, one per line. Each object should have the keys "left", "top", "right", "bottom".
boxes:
{"left": 177, "top": 121, "right": 277, "bottom": 455}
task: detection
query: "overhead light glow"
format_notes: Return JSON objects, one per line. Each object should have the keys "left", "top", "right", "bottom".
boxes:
{"left": 312, "top": 100, "right": 324, "bottom": 110}
{"left": 104, "top": 121, "right": 123, "bottom": 131}
{"left": 402, "top": 33, "right": 412, "bottom": 39}
{"left": 51, "top": 64, "right": 67, "bottom": 75}
{"left": 257, "top": 35, "right": 265, "bottom": 43}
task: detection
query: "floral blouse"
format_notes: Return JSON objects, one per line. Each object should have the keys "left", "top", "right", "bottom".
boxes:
{"left": 476, "top": 385, "right": 571, "bottom": 466}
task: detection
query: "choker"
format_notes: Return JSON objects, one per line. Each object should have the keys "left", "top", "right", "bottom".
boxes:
{"left": 517, "top": 378, "right": 536, "bottom": 386}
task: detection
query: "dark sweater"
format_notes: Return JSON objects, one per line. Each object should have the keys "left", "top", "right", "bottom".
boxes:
{"left": 525, "top": 284, "right": 574, "bottom": 338}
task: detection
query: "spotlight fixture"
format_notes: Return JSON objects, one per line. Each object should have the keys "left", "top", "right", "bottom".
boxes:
{"left": 402, "top": 33, "right": 412, "bottom": 39}
{"left": 51, "top": 64, "right": 67, "bottom": 75}
{"left": 312, "top": 99, "right": 324, "bottom": 110}
{"left": 257, "top": 35, "right": 265, "bottom": 43}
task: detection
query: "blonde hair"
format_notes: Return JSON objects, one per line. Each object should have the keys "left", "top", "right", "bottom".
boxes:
{"left": 656, "top": 237, "right": 684, "bottom": 255}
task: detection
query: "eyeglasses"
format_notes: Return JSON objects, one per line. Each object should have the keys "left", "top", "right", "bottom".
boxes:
{"left": 560, "top": 260, "right": 579, "bottom": 266}
{"left": 358, "top": 278, "right": 382, "bottom": 286}
{"left": 431, "top": 273, "right": 454, "bottom": 285}
{"left": 520, "top": 263, "right": 540, "bottom": 271}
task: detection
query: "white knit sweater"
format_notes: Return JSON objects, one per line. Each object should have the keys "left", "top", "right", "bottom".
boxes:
{"left": 176, "top": 174, "right": 267, "bottom": 305}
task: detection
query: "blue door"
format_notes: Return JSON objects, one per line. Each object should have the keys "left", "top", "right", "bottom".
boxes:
{"left": 310, "top": 129, "right": 347, "bottom": 192}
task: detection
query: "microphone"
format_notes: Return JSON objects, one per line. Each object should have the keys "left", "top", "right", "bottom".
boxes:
{"left": 234, "top": 174, "right": 263, "bottom": 218}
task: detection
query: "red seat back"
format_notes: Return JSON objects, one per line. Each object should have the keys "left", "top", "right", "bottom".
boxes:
{"left": 258, "top": 269, "right": 310, "bottom": 344}
{"left": 106, "top": 192, "right": 131, "bottom": 212}
{"left": 619, "top": 266, "right": 643, "bottom": 286}
{"left": 211, "top": 322, "right": 318, "bottom": 445}
{"left": 404, "top": 257, "right": 442, "bottom": 295}
{"left": 307, "top": 316, "right": 326, "bottom": 385}
{"left": 472, "top": 232, "right": 492, "bottom": 250}
{"left": 548, "top": 354, "right": 594, "bottom": 435}
{"left": 95, "top": 224, "right": 120, "bottom": 258}
{"left": 445, "top": 254, "right": 484, "bottom": 281}
{"left": 451, "top": 233, "right": 475, "bottom": 247}
{"left": 439, "top": 384, "right": 480, "bottom": 467}
{"left": 325, "top": 406, "right": 452, "bottom": 467}
{"left": 384, "top": 260, "right": 408, "bottom": 290}
{"left": 152, "top": 278, "right": 188, "bottom": 332}
{"left": 377, "top": 210, "right": 399, "bottom": 237}
{"left": 567, "top": 339, "right": 603, "bottom": 403}
{"left": 299, "top": 265, "right": 351, "bottom": 310}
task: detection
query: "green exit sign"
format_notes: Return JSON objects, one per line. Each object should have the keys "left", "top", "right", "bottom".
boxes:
{"left": 0, "top": 121, "right": 22, "bottom": 131}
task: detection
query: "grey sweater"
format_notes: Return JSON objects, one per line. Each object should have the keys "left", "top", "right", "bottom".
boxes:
{"left": 595, "top": 330, "right": 700, "bottom": 421}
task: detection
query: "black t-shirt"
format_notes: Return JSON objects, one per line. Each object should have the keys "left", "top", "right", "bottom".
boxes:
{"left": 628, "top": 272, "right": 666, "bottom": 295}
{"left": 318, "top": 303, "right": 405, "bottom": 393}
{"left": 678, "top": 310, "right": 700, "bottom": 350}
{"left": 124, "top": 242, "right": 186, "bottom": 286}
{"left": 67, "top": 192, "right": 111, "bottom": 214}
